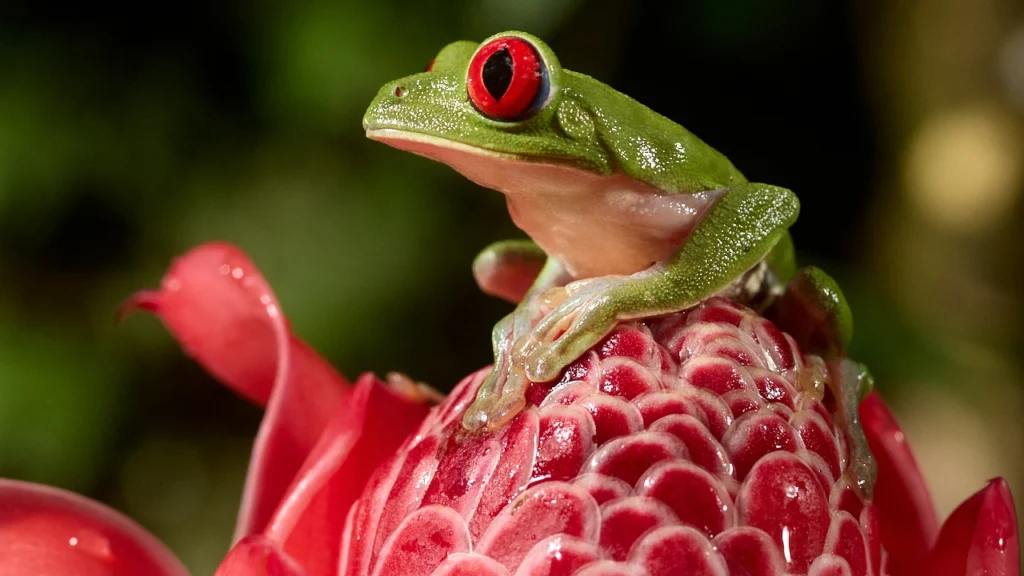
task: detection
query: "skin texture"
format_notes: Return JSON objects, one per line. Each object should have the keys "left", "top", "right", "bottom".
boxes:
{"left": 363, "top": 31, "right": 849, "bottom": 431}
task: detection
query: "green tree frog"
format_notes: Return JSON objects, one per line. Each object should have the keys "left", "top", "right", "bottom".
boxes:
{"left": 363, "top": 31, "right": 854, "bottom": 432}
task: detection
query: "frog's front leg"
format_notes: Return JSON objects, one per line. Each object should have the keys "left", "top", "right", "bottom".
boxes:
{"left": 517, "top": 182, "right": 800, "bottom": 383}
{"left": 463, "top": 256, "right": 571, "bottom": 431}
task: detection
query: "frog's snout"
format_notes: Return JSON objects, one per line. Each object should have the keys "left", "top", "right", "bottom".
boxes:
{"left": 379, "top": 82, "right": 412, "bottom": 107}
{"left": 364, "top": 72, "right": 466, "bottom": 136}
{"left": 363, "top": 80, "right": 414, "bottom": 132}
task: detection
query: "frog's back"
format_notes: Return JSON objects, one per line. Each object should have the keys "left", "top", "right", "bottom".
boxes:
{"left": 565, "top": 71, "right": 748, "bottom": 194}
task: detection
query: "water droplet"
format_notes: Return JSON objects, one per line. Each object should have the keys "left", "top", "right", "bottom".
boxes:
{"left": 69, "top": 528, "right": 113, "bottom": 560}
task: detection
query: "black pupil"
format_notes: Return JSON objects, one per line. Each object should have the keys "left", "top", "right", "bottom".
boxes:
{"left": 482, "top": 48, "right": 514, "bottom": 100}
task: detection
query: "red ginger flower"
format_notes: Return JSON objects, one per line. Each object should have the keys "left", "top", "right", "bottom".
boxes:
{"left": 0, "top": 242, "right": 1018, "bottom": 576}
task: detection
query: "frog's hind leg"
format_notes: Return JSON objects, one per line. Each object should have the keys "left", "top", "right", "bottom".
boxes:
{"left": 766, "top": 265, "right": 853, "bottom": 360}
{"left": 473, "top": 239, "right": 548, "bottom": 304}
{"left": 515, "top": 182, "right": 800, "bottom": 383}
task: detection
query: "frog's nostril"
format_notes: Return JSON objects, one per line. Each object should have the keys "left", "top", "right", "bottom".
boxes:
{"left": 393, "top": 85, "right": 408, "bottom": 98}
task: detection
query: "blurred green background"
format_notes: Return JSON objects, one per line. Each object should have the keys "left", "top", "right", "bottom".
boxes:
{"left": 0, "top": 0, "right": 1021, "bottom": 572}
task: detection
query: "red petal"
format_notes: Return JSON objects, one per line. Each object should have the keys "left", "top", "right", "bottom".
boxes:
{"left": 859, "top": 391, "right": 939, "bottom": 576}
{"left": 215, "top": 535, "right": 307, "bottom": 576}
{"left": 927, "top": 478, "right": 1019, "bottom": 576}
{"left": 123, "top": 243, "right": 350, "bottom": 539}
{"left": 0, "top": 479, "right": 188, "bottom": 576}
{"left": 235, "top": 338, "right": 351, "bottom": 541}
{"left": 264, "top": 373, "right": 431, "bottom": 576}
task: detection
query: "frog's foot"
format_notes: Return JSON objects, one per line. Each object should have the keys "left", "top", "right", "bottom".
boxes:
{"left": 462, "top": 300, "right": 548, "bottom": 432}
{"left": 768, "top": 265, "right": 853, "bottom": 359}
{"left": 462, "top": 363, "right": 531, "bottom": 432}
{"left": 513, "top": 276, "right": 633, "bottom": 383}
{"left": 463, "top": 311, "right": 518, "bottom": 431}
{"left": 464, "top": 256, "right": 572, "bottom": 431}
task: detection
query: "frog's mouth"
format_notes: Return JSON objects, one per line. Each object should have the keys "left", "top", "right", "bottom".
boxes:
{"left": 366, "top": 128, "right": 525, "bottom": 165}
{"left": 366, "top": 127, "right": 577, "bottom": 197}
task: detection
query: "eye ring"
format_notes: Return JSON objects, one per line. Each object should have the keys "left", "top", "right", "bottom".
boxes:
{"left": 466, "top": 36, "right": 549, "bottom": 121}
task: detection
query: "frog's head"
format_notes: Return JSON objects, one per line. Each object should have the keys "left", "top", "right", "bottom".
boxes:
{"left": 363, "top": 31, "right": 743, "bottom": 194}
{"left": 362, "top": 31, "right": 620, "bottom": 180}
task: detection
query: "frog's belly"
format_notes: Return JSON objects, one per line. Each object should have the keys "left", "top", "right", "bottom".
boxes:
{"left": 506, "top": 179, "right": 723, "bottom": 278}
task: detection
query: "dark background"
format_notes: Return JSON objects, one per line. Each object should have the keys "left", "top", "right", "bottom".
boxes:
{"left": 1, "top": 0, "right": 1021, "bottom": 571}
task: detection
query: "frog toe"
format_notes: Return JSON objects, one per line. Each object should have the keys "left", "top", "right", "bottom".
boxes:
{"left": 462, "top": 364, "right": 530, "bottom": 431}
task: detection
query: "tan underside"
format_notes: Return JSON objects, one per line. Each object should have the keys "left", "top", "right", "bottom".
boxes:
{"left": 367, "top": 129, "right": 723, "bottom": 278}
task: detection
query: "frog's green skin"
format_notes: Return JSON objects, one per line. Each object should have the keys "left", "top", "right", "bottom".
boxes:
{"left": 363, "top": 31, "right": 850, "bottom": 432}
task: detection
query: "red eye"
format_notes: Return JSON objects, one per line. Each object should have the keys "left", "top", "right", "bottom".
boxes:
{"left": 425, "top": 58, "right": 435, "bottom": 72}
{"left": 467, "top": 37, "right": 547, "bottom": 121}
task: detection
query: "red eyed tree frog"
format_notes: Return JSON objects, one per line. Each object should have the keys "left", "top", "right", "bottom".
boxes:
{"left": 363, "top": 31, "right": 856, "bottom": 432}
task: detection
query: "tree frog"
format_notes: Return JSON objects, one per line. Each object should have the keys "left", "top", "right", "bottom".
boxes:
{"left": 363, "top": 31, "right": 854, "bottom": 432}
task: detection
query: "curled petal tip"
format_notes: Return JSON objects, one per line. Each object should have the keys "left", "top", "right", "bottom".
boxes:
{"left": 124, "top": 242, "right": 287, "bottom": 406}
{"left": 928, "top": 477, "right": 1019, "bottom": 576}
{"left": 116, "top": 290, "right": 162, "bottom": 324}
